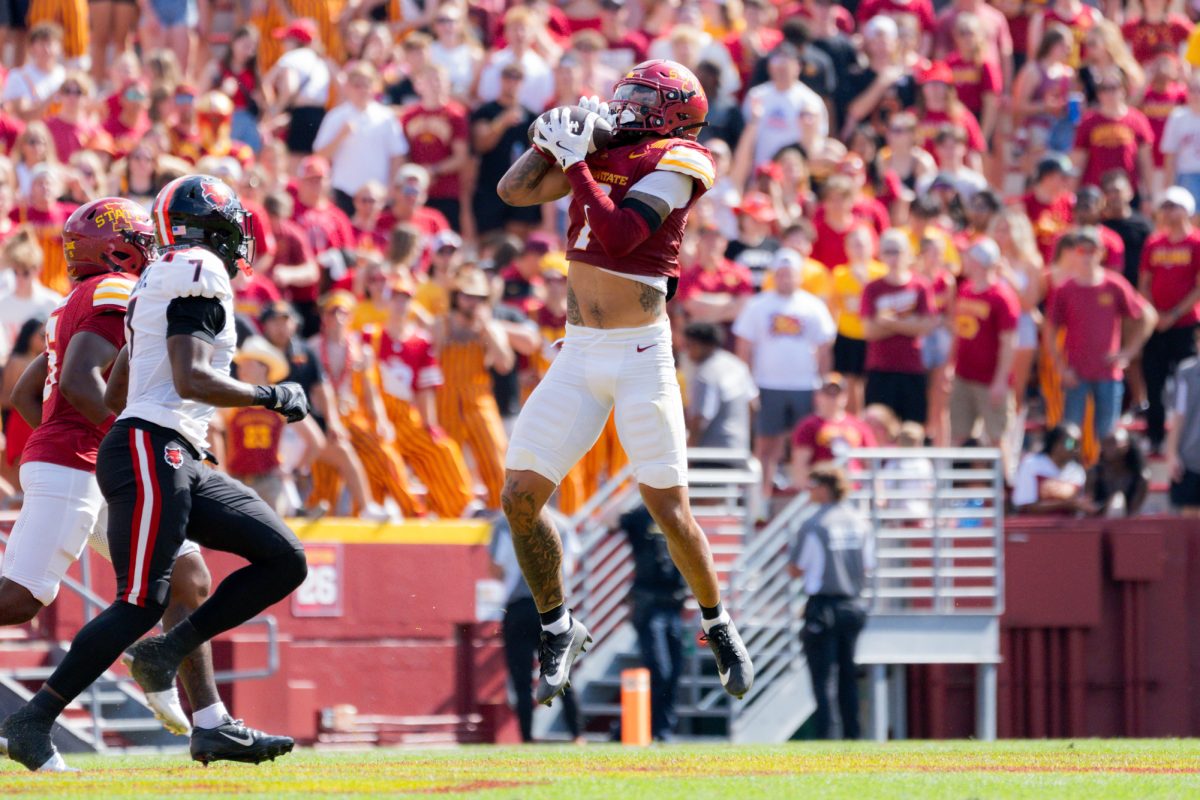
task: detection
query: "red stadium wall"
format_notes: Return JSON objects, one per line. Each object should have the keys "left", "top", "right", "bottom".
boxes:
{"left": 9, "top": 515, "right": 1200, "bottom": 742}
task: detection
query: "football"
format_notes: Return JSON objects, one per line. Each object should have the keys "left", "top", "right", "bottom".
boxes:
{"left": 527, "top": 105, "right": 615, "bottom": 154}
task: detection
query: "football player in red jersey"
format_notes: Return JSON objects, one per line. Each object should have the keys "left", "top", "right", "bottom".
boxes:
{"left": 0, "top": 198, "right": 291, "bottom": 770}
{"left": 497, "top": 60, "right": 753, "bottom": 707}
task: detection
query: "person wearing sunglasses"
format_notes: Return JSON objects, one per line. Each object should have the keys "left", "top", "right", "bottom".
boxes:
{"left": 1069, "top": 68, "right": 1154, "bottom": 198}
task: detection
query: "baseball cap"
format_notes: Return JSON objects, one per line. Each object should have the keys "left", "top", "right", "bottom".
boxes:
{"left": 1035, "top": 153, "right": 1076, "bottom": 181}
{"left": 320, "top": 290, "right": 356, "bottom": 312}
{"left": 917, "top": 61, "right": 954, "bottom": 86}
{"left": 821, "top": 372, "right": 846, "bottom": 392}
{"left": 770, "top": 248, "right": 804, "bottom": 271}
{"left": 966, "top": 237, "right": 1001, "bottom": 268}
{"left": 432, "top": 230, "right": 463, "bottom": 252}
{"left": 273, "top": 18, "right": 318, "bottom": 45}
{"left": 521, "top": 232, "right": 556, "bottom": 256}
{"left": 1160, "top": 185, "right": 1196, "bottom": 216}
{"left": 454, "top": 268, "right": 492, "bottom": 298}
{"left": 395, "top": 164, "right": 430, "bottom": 193}
{"left": 737, "top": 191, "right": 777, "bottom": 224}
{"left": 541, "top": 252, "right": 568, "bottom": 278}
{"left": 259, "top": 300, "right": 299, "bottom": 325}
{"left": 297, "top": 155, "right": 330, "bottom": 180}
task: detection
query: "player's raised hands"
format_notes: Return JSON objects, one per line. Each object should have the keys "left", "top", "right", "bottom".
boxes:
{"left": 577, "top": 95, "right": 615, "bottom": 126}
{"left": 533, "top": 107, "right": 597, "bottom": 170}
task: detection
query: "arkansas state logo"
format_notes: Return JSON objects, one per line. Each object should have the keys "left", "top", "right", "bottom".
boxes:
{"left": 164, "top": 445, "right": 185, "bottom": 470}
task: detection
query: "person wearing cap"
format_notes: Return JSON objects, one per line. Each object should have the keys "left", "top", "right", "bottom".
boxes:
{"left": 471, "top": 60, "right": 541, "bottom": 238}
{"left": 947, "top": 237, "right": 1020, "bottom": 447}
{"left": 1070, "top": 67, "right": 1154, "bottom": 195}
{"left": 263, "top": 18, "right": 331, "bottom": 156}
{"left": 1160, "top": 68, "right": 1200, "bottom": 208}
{"left": 290, "top": 154, "right": 357, "bottom": 287}
{"left": 677, "top": 224, "right": 754, "bottom": 326}
{"left": 398, "top": 63, "right": 469, "bottom": 231}
{"left": 1137, "top": 186, "right": 1200, "bottom": 451}
{"left": 791, "top": 373, "right": 876, "bottom": 490}
{"left": 733, "top": 247, "right": 836, "bottom": 513}
{"left": 787, "top": 462, "right": 874, "bottom": 741}
{"left": 306, "top": 290, "right": 424, "bottom": 519}
{"left": 914, "top": 62, "right": 985, "bottom": 169}
{"left": 501, "top": 233, "right": 555, "bottom": 317}
{"left": 313, "top": 60, "right": 410, "bottom": 218}
{"left": 741, "top": 43, "right": 828, "bottom": 167}
{"left": 1045, "top": 227, "right": 1158, "bottom": 442}
{"left": 861, "top": 229, "right": 938, "bottom": 424}
{"left": 726, "top": 191, "right": 782, "bottom": 285}
{"left": 258, "top": 300, "right": 392, "bottom": 522}
{"left": 683, "top": 322, "right": 755, "bottom": 452}
{"left": 227, "top": 337, "right": 295, "bottom": 513}
{"left": 348, "top": 180, "right": 390, "bottom": 252}
{"left": 380, "top": 164, "right": 451, "bottom": 242}
{"left": 370, "top": 274, "right": 475, "bottom": 519}
{"left": 434, "top": 267, "right": 518, "bottom": 510}
{"left": 1023, "top": 153, "right": 1078, "bottom": 265}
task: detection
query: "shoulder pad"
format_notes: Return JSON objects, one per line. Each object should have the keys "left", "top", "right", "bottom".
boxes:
{"left": 154, "top": 248, "right": 232, "bottom": 302}
{"left": 91, "top": 274, "right": 136, "bottom": 311}
{"left": 655, "top": 141, "right": 715, "bottom": 190}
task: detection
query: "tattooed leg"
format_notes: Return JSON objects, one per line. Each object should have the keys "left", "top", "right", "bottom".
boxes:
{"left": 501, "top": 470, "right": 565, "bottom": 612}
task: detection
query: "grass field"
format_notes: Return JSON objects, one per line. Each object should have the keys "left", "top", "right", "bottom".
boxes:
{"left": 1, "top": 740, "right": 1198, "bottom": 799}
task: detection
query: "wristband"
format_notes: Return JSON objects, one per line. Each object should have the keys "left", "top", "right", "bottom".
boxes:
{"left": 253, "top": 385, "right": 274, "bottom": 407}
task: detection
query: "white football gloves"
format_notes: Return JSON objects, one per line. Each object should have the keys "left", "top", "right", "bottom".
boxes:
{"left": 533, "top": 106, "right": 597, "bottom": 170}
{"left": 577, "top": 94, "right": 614, "bottom": 126}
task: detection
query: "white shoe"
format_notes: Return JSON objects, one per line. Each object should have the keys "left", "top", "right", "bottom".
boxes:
{"left": 361, "top": 502, "right": 391, "bottom": 522}
{"left": 0, "top": 735, "right": 7, "bottom": 755}
{"left": 145, "top": 686, "right": 192, "bottom": 736}
{"left": 38, "top": 751, "right": 79, "bottom": 773}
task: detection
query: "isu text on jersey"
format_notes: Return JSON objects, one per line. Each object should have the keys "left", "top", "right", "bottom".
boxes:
{"left": 121, "top": 247, "right": 237, "bottom": 452}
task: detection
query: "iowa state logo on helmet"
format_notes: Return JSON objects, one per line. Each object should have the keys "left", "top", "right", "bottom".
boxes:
{"left": 164, "top": 444, "right": 185, "bottom": 470}
{"left": 200, "top": 178, "right": 235, "bottom": 210}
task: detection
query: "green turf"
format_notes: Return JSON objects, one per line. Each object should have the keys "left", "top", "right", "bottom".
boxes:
{"left": 1, "top": 740, "right": 1197, "bottom": 799}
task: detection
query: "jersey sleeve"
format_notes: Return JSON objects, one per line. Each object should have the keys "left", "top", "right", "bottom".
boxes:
{"left": 655, "top": 143, "right": 715, "bottom": 191}
{"left": 158, "top": 249, "right": 233, "bottom": 302}
{"left": 166, "top": 296, "right": 228, "bottom": 344}
{"left": 91, "top": 275, "right": 135, "bottom": 312}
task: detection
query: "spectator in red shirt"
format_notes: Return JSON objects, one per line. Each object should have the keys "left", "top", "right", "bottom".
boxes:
{"left": 595, "top": 0, "right": 650, "bottom": 72}
{"left": 264, "top": 189, "right": 321, "bottom": 334}
{"left": 678, "top": 223, "right": 755, "bottom": 328}
{"left": 349, "top": 180, "right": 390, "bottom": 253}
{"left": 1045, "top": 226, "right": 1157, "bottom": 441}
{"left": 379, "top": 164, "right": 450, "bottom": 246}
{"left": 812, "top": 176, "right": 861, "bottom": 270}
{"left": 101, "top": 80, "right": 151, "bottom": 159}
{"left": 1140, "top": 53, "right": 1188, "bottom": 174}
{"left": 399, "top": 64, "right": 470, "bottom": 232}
{"left": 948, "top": 238, "right": 1020, "bottom": 446}
{"left": 1070, "top": 68, "right": 1154, "bottom": 194}
{"left": 45, "top": 71, "right": 109, "bottom": 162}
{"left": 500, "top": 232, "right": 553, "bottom": 318}
{"left": 790, "top": 373, "right": 876, "bottom": 490}
{"left": 945, "top": 12, "right": 1001, "bottom": 141}
{"left": 914, "top": 61, "right": 984, "bottom": 170}
{"left": 1022, "top": 152, "right": 1076, "bottom": 265}
{"left": 933, "top": 0, "right": 1014, "bottom": 88}
{"left": 1138, "top": 187, "right": 1200, "bottom": 451}
{"left": 291, "top": 154, "right": 356, "bottom": 256}
{"left": 861, "top": 229, "right": 937, "bottom": 423}
{"left": 1120, "top": 0, "right": 1192, "bottom": 64}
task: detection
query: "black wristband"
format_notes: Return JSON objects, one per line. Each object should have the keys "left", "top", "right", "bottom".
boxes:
{"left": 253, "top": 385, "right": 274, "bottom": 407}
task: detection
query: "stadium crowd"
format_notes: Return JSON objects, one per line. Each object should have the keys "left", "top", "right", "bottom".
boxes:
{"left": 0, "top": 0, "right": 1196, "bottom": 520}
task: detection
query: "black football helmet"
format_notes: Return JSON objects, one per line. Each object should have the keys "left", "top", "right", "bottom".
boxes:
{"left": 151, "top": 174, "right": 255, "bottom": 278}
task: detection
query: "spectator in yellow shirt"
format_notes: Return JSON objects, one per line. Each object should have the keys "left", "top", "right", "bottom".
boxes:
{"left": 830, "top": 225, "right": 888, "bottom": 412}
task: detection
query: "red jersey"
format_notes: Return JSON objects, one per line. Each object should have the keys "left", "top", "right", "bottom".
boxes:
{"left": 1005, "top": 0, "right": 1049, "bottom": 57}
{"left": 373, "top": 328, "right": 443, "bottom": 403}
{"left": 1142, "top": 83, "right": 1188, "bottom": 168}
{"left": 1138, "top": 229, "right": 1200, "bottom": 327}
{"left": 857, "top": 0, "right": 935, "bottom": 30}
{"left": 676, "top": 260, "right": 754, "bottom": 301}
{"left": 226, "top": 407, "right": 285, "bottom": 476}
{"left": 1021, "top": 191, "right": 1075, "bottom": 264}
{"left": 945, "top": 52, "right": 1001, "bottom": 121}
{"left": 399, "top": 102, "right": 469, "bottom": 200}
{"left": 918, "top": 108, "right": 986, "bottom": 156}
{"left": 1043, "top": 3, "right": 1099, "bottom": 67}
{"left": 270, "top": 216, "right": 319, "bottom": 304}
{"left": 861, "top": 273, "right": 934, "bottom": 374}
{"left": 1073, "top": 108, "right": 1154, "bottom": 190}
{"left": 952, "top": 278, "right": 1020, "bottom": 384}
{"left": 566, "top": 138, "right": 714, "bottom": 279}
{"left": 22, "top": 272, "right": 134, "bottom": 473}
{"left": 791, "top": 412, "right": 877, "bottom": 464}
{"left": 1047, "top": 271, "right": 1143, "bottom": 381}
{"left": 1122, "top": 15, "right": 1193, "bottom": 64}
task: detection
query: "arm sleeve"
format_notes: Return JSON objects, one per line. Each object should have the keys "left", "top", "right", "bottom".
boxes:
{"left": 166, "top": 296, "right": 227, "bottom": 345}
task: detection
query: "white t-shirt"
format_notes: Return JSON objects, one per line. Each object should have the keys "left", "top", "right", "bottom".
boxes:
{"left": 275, "top": 48, "right": 331, "bottom": 106}
{"left": 742, "top": 81, "right": 829, "bottom": 166}
{"left": 1160, "top": 106, "right": 1200, "bottom": 176}
{"left": 731, "top": 289, "right": 836, "bottom": 391}
{"left": 312, "top": 101, "right": 409, "bottom": 195}
{"left": 429, "top": 42, "right": 479, "bottom": 98}
{"left": 1, "top": 63, "right": 64, "bottom": 105}
{"left": 1011, "top": 452, "right": 1087, "bottom": 508}
{"left": 477, "top": 50, "right": 554, "bottom": 114}
{"left": 0, "top": 283, "right": 62, "bottom": 358}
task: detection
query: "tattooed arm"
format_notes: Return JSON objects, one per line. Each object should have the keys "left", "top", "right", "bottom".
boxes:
{"left": 497, "top": 149, "right": 571, "bottom": 207}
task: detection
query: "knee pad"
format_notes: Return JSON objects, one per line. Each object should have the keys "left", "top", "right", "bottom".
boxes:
{"left": 636, "top": 463, "right": 688, "bottom": 490}
{"left": 504, "top": 446, "right": 566, "bottom": 486}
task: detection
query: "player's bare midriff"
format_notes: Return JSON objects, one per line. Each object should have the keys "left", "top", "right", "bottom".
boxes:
{"left": 566, "top": 261, "right": 666, "bottom": 329}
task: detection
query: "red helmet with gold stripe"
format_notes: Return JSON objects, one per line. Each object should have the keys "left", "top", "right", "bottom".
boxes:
{"left": 610, "top": 59, "right": 709, "bottom": 141}
{"left": 63, "top": 197, "right": 156, "bottom": 280}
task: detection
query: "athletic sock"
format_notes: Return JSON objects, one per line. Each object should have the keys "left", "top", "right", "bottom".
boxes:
{"left": 28, "top": 688, "right": 66, "bottom": 721}
{"left": 700, "top": 602, "right": 731, "bottom": 634}
{"left": 161, "top": 618, "right": 205, "bottom": 663}
{"left": 192, "top": 702, "right": 230, "bottom": 730}
{"left": 540, "top": 605, "right": 571, "bottom": 636}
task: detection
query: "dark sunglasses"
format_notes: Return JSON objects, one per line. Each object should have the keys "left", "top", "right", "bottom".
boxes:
{"left": 60, "top": 85, "right": 83, "bottom": 96}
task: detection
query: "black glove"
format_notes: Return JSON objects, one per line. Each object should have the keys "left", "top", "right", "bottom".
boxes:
{"left": 254, "top": 382, "right": 309, "bottom": 423}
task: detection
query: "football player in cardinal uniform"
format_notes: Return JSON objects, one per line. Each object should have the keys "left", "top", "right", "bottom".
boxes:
{"left": 497, "top": 60, "right": 753, "bottom": 707}
{"left": 3, "top": 176, "right": 308, "bottom": 771}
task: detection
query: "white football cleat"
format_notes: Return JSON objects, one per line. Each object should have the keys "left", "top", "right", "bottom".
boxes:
{"left": 145, "top": 686, "right": 192, "bottom": 736}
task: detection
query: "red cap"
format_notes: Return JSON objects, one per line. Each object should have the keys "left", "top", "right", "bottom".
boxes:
{"left": 918, "top": 61, "right": 954, "bottom": 86}
{"left": 755, "top": 161, "right": 783, "bottom": 182}
{"left": 273, "top": 18, "right": 318, "bottom": 45}
{"left": 737, "top": 191, "right": 777, "bottom": 224}
{"left": 297, "top": 155, "right": 329, "bottom": 180}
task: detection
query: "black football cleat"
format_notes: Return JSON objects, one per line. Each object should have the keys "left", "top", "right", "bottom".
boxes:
{"left": 535, "top": 617, "right": 591, "bottom": 706}
{"left": 2, "top": 706, "right": 75, "bottom": 772}
{"left": 190, "top": 717, "right": 295, "bottom": 766}
{"left": 701, "top": 619, "right": 754, "bottom": 699}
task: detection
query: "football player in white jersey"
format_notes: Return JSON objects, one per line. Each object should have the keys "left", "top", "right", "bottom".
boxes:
{"left": 2, "top": 176, "right": 311, "bottom": 772}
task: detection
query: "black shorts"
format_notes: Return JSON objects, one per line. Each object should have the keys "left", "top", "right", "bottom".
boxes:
{"left": 98, "top": 418, "right": 303, "bottom": 610}
{"left": 833, "top": 333, "right": 867, "bottom": 377}
{"left": 865, "top": 370, "right": 928, "bottom": 424}
{"left": 1170, "top": 468, "right": 1200, "bottom": 508}
{"left": 0, "top": 0, "right": 29, "bottom": 29}
{"left": 285, "top": 106, "right": 326, "bottom": 154}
